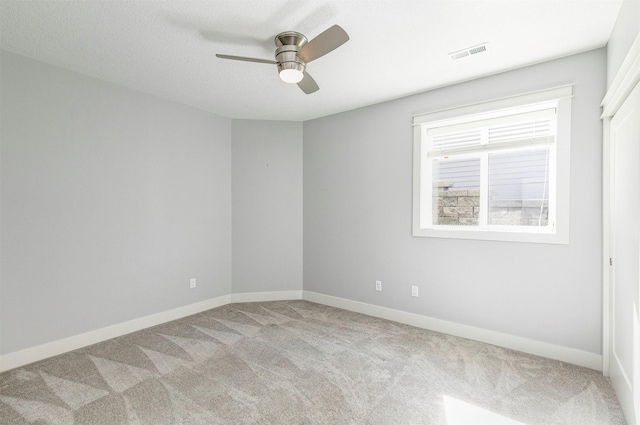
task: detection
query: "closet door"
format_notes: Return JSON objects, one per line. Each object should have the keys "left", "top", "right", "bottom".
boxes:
{"left": 609, "top": 80, "right": 640, "bottom": 425}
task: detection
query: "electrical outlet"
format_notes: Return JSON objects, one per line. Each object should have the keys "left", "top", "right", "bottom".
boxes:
{"left": 190, "top": 278, "right": 196, "bottom": 289}
{"left": 411, "top": 285, "right": 419, "bottom": 297}
{"left": 375, "top": 280, "right": 382, "bottom": 291}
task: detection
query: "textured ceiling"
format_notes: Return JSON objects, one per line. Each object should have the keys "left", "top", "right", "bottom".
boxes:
{"left": 0, "top": 0, "right": 624, "bottom": 121}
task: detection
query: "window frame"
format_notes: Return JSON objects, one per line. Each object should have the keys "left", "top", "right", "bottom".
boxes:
{"left": 412, "top": 85, "right": 572, "bottom": 244}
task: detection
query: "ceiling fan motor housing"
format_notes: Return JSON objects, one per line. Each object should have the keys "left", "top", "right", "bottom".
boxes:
{"left": 274, "top": 31, "right": 308, "bottom": 80}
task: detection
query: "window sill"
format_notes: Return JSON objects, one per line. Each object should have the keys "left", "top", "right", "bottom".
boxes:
{"left": 412, "top": 226, "right": 569, "bottom": 244}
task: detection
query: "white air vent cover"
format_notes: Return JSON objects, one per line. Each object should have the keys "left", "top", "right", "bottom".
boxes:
{"left": 449, "top": 43, "right": 488, "bottom": 61}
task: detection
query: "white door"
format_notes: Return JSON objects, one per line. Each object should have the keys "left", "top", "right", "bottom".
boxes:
{"left": 609, "top": 80, "right": 640, "bottom": 425}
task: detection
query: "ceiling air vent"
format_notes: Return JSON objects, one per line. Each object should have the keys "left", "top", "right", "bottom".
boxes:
{"left": 449, "top": 43, "right": 488, "bottom": 61}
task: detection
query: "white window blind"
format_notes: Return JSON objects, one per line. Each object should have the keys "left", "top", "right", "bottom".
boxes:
{"left": 426, "top": 108, "right": 556, "bottom": 157}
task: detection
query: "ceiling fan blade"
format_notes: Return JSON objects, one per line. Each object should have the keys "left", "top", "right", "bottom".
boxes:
{"left": 298, "top": 72, "right": 319, "bottom": 94}
{"left": 215, "top": 54, "right": 276, "bottom": 65}
{"left": 298, "top": 25, "right": 349, "bottom": 63}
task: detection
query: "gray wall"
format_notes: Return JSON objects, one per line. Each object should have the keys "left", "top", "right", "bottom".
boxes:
{"left": 0, "top": 52, "right": 232, "bottom": 355}
{"left": 607, "top": 0, "right": 640, "bottom": 87}
{"left": 0, "top": 46, "right": 611, "bottom": 358}
{"left": 303, "top": 49, "right": 606, "bottom": 354}
{"left": 231, "top": 120, "right": 303, "bottom": 294}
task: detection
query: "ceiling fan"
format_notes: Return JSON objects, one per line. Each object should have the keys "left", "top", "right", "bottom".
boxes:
{"left": 216, "top": 25, "right": 349, "bottom": 94}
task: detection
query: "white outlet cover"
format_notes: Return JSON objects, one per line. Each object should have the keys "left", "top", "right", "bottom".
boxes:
{"left": 375, "top": 280, "right": 382, "bottom": 291}
{"left": 411, "top": 286, "right": 419, "bottom": 297}
{"left": 190, "top": 278, "right": 196, "bottom": 288}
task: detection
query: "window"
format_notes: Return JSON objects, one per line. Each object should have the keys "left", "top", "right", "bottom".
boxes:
{"left": 412, "top": 86, "right": 572, "bottom": 244}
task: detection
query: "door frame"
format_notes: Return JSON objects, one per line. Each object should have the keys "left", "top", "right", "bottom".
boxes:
{"left": 602, "top": 41, "right": 640, "bottom": 425}
{"left": 602, "top": 33, "right": 640, "bottom": 377}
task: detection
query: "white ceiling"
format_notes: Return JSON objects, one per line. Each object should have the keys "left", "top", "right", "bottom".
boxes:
{"left": 0, "top": 0, "right": 623, "bottom": 121}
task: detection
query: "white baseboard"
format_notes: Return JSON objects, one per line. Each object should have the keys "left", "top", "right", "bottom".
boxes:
{"left": 0, "top": 295, "right": 231, "bottom": 373}
{"left": 302, "top": 291, "right": 602, "bottom": 371}
{"left": 230, "top": 290, "right": 303, "bottom": 303}
{"left": 0, "top": 290, "right": 303, "bottom": 372}
{"left": 0, "top": 289, "right": 602, "bottom": 373}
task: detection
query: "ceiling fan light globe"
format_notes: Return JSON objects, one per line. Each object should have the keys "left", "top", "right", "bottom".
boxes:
{"left": 279, "top": 68, "right": 304, "bottom": 84}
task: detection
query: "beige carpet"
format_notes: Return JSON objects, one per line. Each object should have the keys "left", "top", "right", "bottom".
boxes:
{"left": 0, "top": 300, "right": 626, "bottom": 424}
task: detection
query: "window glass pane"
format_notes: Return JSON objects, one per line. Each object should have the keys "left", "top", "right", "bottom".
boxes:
{"left": 432, "top": 155, "right": 481, "bottom": 226}
{"left": 488, "top": 148, "right": 550, "bottom": 227}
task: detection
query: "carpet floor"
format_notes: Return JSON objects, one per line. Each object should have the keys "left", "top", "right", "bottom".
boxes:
{"left": 0, "top": 300, "right": 626, "bottom": 424}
